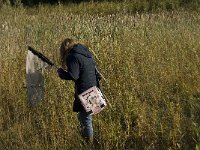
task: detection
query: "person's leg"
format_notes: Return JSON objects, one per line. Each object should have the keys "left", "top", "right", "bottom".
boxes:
{"left": 77, "top": 111, "right": 93, "bottom": 143}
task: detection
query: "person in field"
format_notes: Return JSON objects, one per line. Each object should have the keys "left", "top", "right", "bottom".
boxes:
{"left": 57, "top": 38, "right": 101, "bottom": 144}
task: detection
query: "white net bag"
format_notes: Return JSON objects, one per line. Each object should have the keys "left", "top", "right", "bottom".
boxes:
{"left": 26, "top": 50, "right": 50, "bottom": 106}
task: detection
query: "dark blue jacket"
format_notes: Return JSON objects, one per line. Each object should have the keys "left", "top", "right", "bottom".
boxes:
{"left": 61, "top": 44, "right": 101, "bottom": 112}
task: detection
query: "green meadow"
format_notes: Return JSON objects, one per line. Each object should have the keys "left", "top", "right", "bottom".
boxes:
{"left": 0, "top": 2, "right": 200, "bottom": 150}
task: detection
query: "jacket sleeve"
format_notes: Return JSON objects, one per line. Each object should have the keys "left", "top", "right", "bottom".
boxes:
{"left": 66, "top": 55, "right": 80, "bottom": 81}
{"left": 58, "top": 70, "right": 74, "bottom": 80}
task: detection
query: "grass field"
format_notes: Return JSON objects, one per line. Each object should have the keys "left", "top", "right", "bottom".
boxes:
{"left": 0, "top": 3, "right": 200, "bottom": 150}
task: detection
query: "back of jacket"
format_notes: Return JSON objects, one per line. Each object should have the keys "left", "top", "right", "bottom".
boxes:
{"left": 66, "top": 44, "right": 98, "bottom": 112}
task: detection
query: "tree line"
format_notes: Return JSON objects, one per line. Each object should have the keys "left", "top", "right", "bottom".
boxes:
{"left": 1, "top": 0, "right": 199, "bottom": 11}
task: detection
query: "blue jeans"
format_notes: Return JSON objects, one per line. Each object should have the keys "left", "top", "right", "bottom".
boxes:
{"left": 77, "top": 111, "right": 93, "bottom": 139}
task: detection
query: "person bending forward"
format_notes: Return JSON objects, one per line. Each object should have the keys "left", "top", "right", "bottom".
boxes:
{"left": 57, "top": 38, "right": 101, "bottom": 143}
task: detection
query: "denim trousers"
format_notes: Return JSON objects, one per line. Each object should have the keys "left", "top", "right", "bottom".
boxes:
{"left": 77, "top": 111, "right": 93, "bottom": 139}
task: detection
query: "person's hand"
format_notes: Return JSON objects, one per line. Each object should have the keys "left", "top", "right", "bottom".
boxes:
{"left": 57, "top": 68, "right": 65, "bottom": 75}
{"left": 57, "top": 68, "right": 66, "bottom": 79}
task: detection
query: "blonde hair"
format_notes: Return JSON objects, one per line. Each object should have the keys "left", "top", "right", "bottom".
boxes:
{"left": 60, "top": 38, "right": 76, "bottom": 68}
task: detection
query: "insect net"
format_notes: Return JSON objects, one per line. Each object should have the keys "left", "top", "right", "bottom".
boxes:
{"left": 26, "top": 50, "right": 50, "bottom": 107}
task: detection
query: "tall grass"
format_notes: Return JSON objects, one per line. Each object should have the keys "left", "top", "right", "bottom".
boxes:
{"left": 0, "top": 4, "right": 200, "bottom": 150}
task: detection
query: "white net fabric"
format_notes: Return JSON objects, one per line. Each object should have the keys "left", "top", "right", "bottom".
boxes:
{"left": 26, "top": 50, "right": 49, "bottom": 106}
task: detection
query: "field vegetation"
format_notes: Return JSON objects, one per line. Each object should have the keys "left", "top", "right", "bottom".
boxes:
{"left": 0, "top": 1, "right": 200, "bottom": 150}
